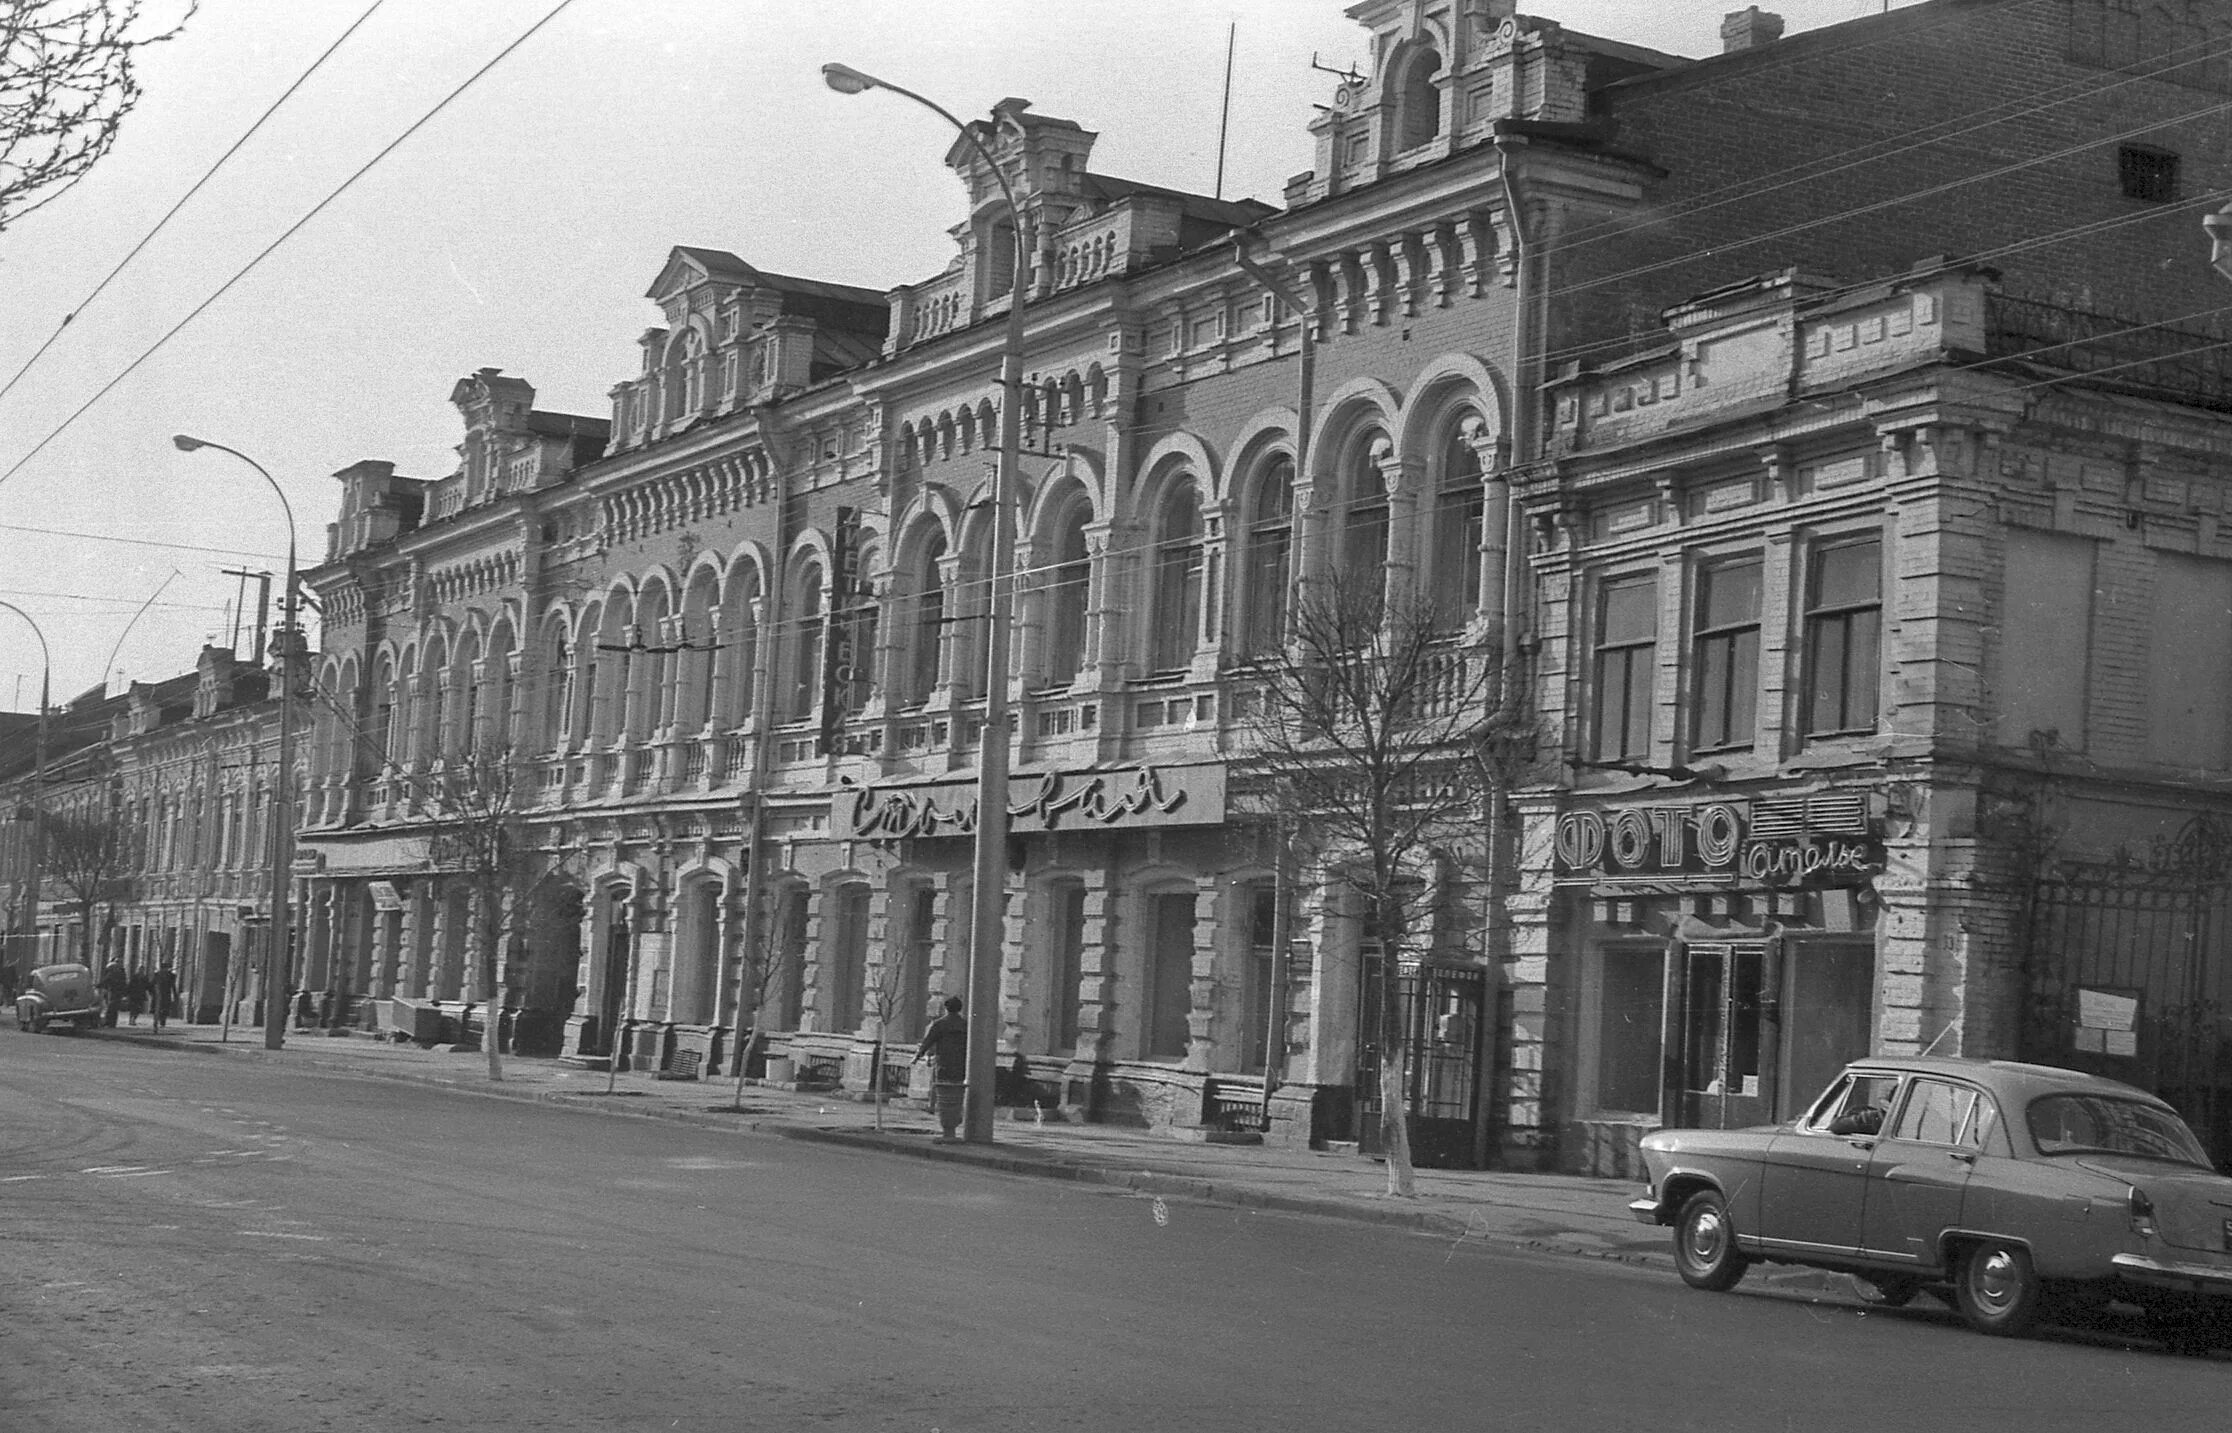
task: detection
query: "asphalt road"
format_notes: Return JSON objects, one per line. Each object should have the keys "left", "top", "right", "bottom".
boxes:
{"left": 5, "top": 1031, "right": 2229, "bottom": 1432}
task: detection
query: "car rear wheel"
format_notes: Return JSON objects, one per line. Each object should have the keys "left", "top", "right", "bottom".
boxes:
{"left": 1956, "top": 1241, "right": 2042, "bottom": 1337}
{"left": 1851, "top": 1273, "right": 1920, "bottom": 1308}
{"left": 1673, "top": 1189, "right": 1749, "bottom": 1292}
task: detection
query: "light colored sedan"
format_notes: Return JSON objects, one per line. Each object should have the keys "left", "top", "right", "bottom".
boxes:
{"left": 1630, "top": 1056, "right": 2232, "bottom": 1340}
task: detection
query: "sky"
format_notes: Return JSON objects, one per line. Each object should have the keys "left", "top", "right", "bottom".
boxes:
{"left": 0, "top": 0, "right": 1919, "bottom": 709}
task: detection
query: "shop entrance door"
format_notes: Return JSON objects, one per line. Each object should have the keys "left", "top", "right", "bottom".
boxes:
{"left": 1357, "top": 959, "right": 1489, "bottom": 1168}
{"left": 1678, "top": 942, "right": 1769, "bottom": 1129}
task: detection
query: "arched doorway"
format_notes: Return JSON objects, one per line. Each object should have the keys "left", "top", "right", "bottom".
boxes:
{"left": 595, "top": 886, "right": 632, "bottom": 1057}
{"left": 517, "top": 881, "right": 584, "bottom": 1056}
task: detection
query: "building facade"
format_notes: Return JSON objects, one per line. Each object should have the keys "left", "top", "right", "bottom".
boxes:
{"left": 9, "top": 1, "right": 2229, "bottom": 1176}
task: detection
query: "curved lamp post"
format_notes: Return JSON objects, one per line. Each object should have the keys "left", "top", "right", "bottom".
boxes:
{"left": 173, "top": 434, "right": 299, "bottom": 1052}
{"left": 823, "top": 62, "right": 1027, "bottom": 1143}
{"left": 0, "top": 601, "right": 50, "bottom": 978}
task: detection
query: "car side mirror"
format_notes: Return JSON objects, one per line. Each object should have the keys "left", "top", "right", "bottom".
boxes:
{"left": 1829, "top": 1106, "right": 1885, "bottom": 1137}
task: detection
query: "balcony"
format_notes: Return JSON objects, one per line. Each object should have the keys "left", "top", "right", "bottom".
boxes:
{"left": 1987, "top": 295, "right": 2232, "bottom": 415}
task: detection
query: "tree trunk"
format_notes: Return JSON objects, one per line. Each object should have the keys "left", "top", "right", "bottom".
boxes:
{"left": 872, "top": 1035, "right": 886, "bottom": 1131}
{"left": 1381, "top": 1049, "right": 1416, "bottom": 1197}
{"left": 480, "top": 890, "right": 504, "bottom": 1083}
{"left": 1374, "top": 914, "right": 1418, "bottom": 1198}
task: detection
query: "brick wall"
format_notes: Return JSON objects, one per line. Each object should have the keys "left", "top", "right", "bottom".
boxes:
{"left": 1553, "top": 0, "right": 2232, "bottom": 367}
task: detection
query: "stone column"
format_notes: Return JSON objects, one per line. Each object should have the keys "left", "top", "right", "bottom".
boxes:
{"left": 1182, "top": 871, "right": 1221, "bottom": 1074}
{"left": 401, "top": 879, "right": 433, "bottom": 1000}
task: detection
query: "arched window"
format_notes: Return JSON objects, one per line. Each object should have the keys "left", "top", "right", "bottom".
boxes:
{"left": 1150, "top": 483, "right": 1204, "bottom": 673}
{"left": 1399, "top": 47, "right": 1444, "bottom": 149}
{"left": 420, "top": 640, "right": 448, "bottom": 766}
{"left": 905, "top": 533, "right": 947, "bottom": 708}
{"left": 838, "top": 547, "right": 878, "bottom": 717}
{"left": 546, "top": 631, "right": 572, "bottom": 750}
{"left": 1432, "top": 425, "right": 1486, "bottom": 632}
{"left": 1342, "top": 438, "right": 1390, "bottom": 582}
{"left": 789, "top": 562, "right": 825, "bottom": 721}
{"left": 1243, "top": 457, "right": 1294, "bottom": 656}
{"left": 457, "top": 637, "right": 482, "bottom": 758}
{"left": 1043, "top": 508, "right": 1090, "bottom": 687}
{"left": 986, "top": 216, "right": 1018, "bottom": 299}
{"left": 373, "top": 657, "right": 398, "bottom": 770}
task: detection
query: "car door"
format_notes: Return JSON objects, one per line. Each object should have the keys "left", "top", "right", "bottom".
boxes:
{"left": 1759, "top": 1071, "right": 1901, "bottom": 1255}
{"left": 1860, "top": 1077, "right": 1989, "bottom": 1273}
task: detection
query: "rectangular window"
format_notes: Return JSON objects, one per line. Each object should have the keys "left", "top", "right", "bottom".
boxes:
{"left": 1148, "top": 893, "right": 1196, "bottom": 1059}
{"left": 1690, "top": 557, "right": 1762, "bottom": 752}
{"left": 2119, "top": 145, "right": 2179, "bottom": 203}
{"left": 1595, "top": 946, "right": 1665, "bottom": 1114}
{"left": 1052, "top": 883, "right": 1085, "bottom": 1052}
{"left": 1803, "top": 537, "right": 1881, "bottom": 738}
{"left": 1999, "top": 530, "right": 2093, "bottom": 750}
{"left": 1592, "top": 575, "right": 1658, "bottom": 761}
{"left": 2147, "top": 554, "right": 2232, "bottom": 768}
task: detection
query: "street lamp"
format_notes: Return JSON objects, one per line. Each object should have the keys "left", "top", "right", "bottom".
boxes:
{"left": 823, "top": 62, "right": 1027, "bottom": 1143}
{"left": 172, "top": 434, "right": 300, "bottom": 1053}
{"left": 0, "top": 601, "right": 50, "bottom": 978}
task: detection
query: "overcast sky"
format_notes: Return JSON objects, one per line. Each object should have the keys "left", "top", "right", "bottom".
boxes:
{"left": 0, "top": 0, "right": 1914, "bottom": 706}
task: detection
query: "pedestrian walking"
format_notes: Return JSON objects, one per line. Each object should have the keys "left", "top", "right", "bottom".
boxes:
{"left": 124, "top": 967, "right": 150, "bottom": 1026}
{"left": 912, "top": 995, "right": 970, "bottom": 1141}
{"left": 150, "top": 962, "right": 178, "bottom": 1032}
{"left": 97, "top": 959, "right": 128, "bottom": 1027}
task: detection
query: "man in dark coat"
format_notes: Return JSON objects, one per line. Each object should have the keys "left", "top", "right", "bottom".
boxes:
{"left": 912, "top": 996, "right": 970, "bottom": 1140}
{"left": 149, "top": 962, "right": 179, "bottom": 1032}
{"left": 97, "top": 959, "right": 128, "bottom": 1027}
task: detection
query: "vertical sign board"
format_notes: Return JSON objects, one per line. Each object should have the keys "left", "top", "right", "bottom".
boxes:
{"left": 821, "top": 505, "right": 861, "bottom": 751}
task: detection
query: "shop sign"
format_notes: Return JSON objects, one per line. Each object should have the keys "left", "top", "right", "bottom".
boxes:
{"left": 840, "top": 763, "right": 1226, "bottom": 840}
{"left": 367, "top": 880, "right": 403, "bottom": 912}
{"left": 1553, "top": 797, "right": 1882, "bottom": 887}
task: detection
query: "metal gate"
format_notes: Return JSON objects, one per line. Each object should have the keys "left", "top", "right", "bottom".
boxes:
{"left": 2021, "top": 816, "right": 2232, "bottom": 1160}
{"left": 1357, "top": 960, "right": 1489, "bottom": 1169}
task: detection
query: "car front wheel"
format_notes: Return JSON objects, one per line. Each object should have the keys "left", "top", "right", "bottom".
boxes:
{"left": 1673, "top": 1189, "right": 1749, "bottom": 1292}
{"left": 1956, "top": 1241, "right": 2042, "bottom": 1337}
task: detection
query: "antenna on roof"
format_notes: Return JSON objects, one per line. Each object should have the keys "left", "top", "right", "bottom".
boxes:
{"left": 1310, "top": 52, "right": 1366, "bottom": 87}
{"left": 1214, "top": 22, "right": 1237, "bottom": 201}
{"left": 1920, "top": 1018, "right": 1957, "bottom": 1057}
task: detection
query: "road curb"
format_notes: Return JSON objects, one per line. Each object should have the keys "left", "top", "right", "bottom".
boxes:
{"left": 79, "top": 1026, "right": 1678, "bottom": 1271}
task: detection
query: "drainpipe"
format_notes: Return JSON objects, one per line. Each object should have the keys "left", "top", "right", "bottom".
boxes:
{"left": 729, "top": 417, "right": 791, "bottom": 1105}
{"left": 1483, "top": 139, "right": 1538, "bottom": 1168}
{"left": 1228, "top": 231, "right": 1317, "bottom": 1130}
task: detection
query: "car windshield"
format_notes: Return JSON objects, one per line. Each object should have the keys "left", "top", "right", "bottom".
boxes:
{"left": 2026, "top": 1093, "right": 2210, "bottom": 1166}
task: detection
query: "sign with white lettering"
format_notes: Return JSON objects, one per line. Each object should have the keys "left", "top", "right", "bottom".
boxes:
{"left": 1552, "top": 797, "right": 1882, "bottom": 888}
{"left": 839, "top": 763, "right": 1225, "bottom": 840}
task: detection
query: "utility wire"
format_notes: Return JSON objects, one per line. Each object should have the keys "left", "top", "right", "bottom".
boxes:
{"left": 0, "top": 0, "right": 584, "bottom": 494}
{"left": 0, "top": 518, "right": 285, "bottom": 563}
{"left": 1555, "top": 19, "right": 2232, "bottom": 257}
{"left": 0, "top": 1, "right": 390, "bottom": 407}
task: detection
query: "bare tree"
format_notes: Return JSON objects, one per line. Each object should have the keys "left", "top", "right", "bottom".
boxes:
{"left": 43, "top": 802, "right": 131, "bottom": 965}
{"left": 861, "top": 945, "right": 919, "bottom": 1132}
{"left": 1, "top": 1, "right": 197, "bottom": 232}
{"left": 725, "top": 884, "right": 801, "bottom": 1112}
{"left": 1232, "top": 569, "right": 1530, "bottom": 1196}
{"left": 421, "top": 743, "right": 549, "bottom": 1083}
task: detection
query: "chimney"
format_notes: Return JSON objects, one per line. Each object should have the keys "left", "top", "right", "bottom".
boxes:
{"left": 1721, "top": 7, "right": 1785, "bottom": 53}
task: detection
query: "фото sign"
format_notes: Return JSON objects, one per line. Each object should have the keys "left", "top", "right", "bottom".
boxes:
{"left": 1553, "top": 796, "right": 1882, "bottom": 888}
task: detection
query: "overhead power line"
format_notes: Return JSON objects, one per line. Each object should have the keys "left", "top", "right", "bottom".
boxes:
{"left": 0, "top": 0, "right": 584, "bottom": 494}
{"left": 0, "top": 1, "right": 391, "bottom": 407}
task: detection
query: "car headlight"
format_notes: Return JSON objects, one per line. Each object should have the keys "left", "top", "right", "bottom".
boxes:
{"left": 2130, "top": 1185, "right": 2158, "bottom": 1239}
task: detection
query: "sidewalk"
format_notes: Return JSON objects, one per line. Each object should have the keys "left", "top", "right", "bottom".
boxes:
{"left": 83, "top": 1018, "right": 1678, "bottom": 1270}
